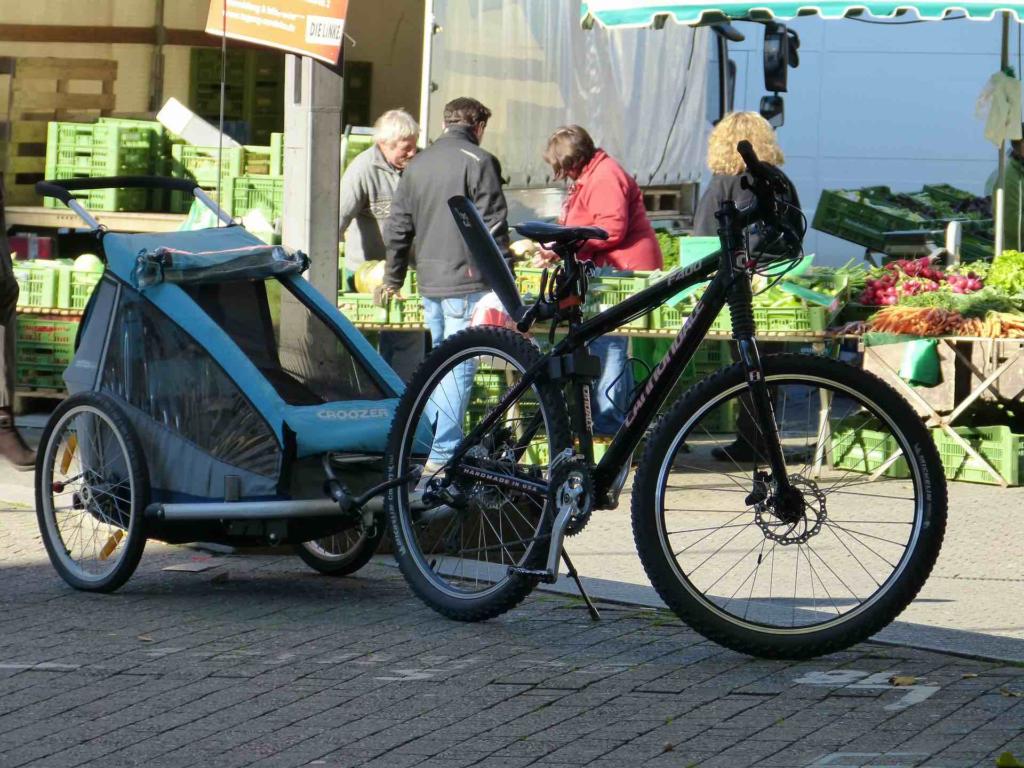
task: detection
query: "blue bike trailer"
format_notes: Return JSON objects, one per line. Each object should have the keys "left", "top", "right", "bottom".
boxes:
{"left": 40, "top": 176, "right": 409, "bottom": 506}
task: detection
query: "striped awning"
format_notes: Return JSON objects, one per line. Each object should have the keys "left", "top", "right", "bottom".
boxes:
{"left": 581, "top": 1, "right": 1024, "bottom": 27}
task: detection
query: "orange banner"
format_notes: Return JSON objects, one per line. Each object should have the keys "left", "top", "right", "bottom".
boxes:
{"left": 206, "top": 0, "right": 349, "bottom": 65}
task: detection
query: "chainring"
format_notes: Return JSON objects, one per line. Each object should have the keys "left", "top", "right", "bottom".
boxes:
{"left": 547, "top": 453, "right": 595, "bottom": 536}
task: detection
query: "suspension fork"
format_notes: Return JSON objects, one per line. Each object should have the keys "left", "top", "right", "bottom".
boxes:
{"left": 726, "top": 276, "right": 793, "bottom": 492}
{"left": 716, "top": 200, "right": 794, "bottom": 494}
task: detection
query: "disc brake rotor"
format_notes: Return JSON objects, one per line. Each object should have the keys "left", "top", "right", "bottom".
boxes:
{"left": 754, "top": 474, "right": 827, "bottom": 545}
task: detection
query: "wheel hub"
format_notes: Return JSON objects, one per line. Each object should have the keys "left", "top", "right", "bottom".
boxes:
{"left": 754, "top": 474, "right": 827, "bottom": 545}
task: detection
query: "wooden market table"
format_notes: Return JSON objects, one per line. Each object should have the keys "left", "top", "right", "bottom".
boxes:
{"left": 5, "top": 206, "right": 186, "bottom": 233}
{"left": 859, "top": 335, "right": 1024, "bottom": 487}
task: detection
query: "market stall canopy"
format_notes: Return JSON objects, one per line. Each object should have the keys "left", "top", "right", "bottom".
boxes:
{"left": 581, "top": 1, "right": 1024, "bottom": 27}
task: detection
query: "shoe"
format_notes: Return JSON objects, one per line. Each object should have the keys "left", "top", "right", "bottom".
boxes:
{"left": 0, "top": 410, "right": 35, "bottom": 471}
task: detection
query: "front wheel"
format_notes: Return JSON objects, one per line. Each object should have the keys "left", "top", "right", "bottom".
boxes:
{"left": 36, "top": 391, "right": 149, "bottom": 592}
{"left": 632, "top": 354, "right": 946, "bottom": 659}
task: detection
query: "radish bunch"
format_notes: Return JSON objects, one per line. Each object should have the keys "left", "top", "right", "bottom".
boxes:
{"left": 858, "top": 257, "right": 983, "bottom": 306}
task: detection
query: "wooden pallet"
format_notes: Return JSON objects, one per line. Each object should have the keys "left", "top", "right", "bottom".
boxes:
{"left": 0, "top": 56, "right": 117, "bottom": 205}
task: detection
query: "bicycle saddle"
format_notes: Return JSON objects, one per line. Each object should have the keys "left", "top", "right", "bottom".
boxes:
{"left": 513, "top": 221, "right": 608, "bottom": 244}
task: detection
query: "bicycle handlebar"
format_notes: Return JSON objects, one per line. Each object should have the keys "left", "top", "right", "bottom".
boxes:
{"left": 734, "top": 140, "right": 803, "bottom": 255}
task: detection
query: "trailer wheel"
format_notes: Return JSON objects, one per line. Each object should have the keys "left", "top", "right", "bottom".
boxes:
{"left": 294, "top": 520, "right": 384, "bottom": 576}
{"left": 36, "top": 392, "right": 149, "bottom": 592}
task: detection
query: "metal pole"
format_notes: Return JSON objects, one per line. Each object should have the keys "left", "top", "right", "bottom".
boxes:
{"left": 147, "top": 0, "right": 166, "bottom": 114}
{"left": 280, "top": 55, "right": 342, "bottom": 369}
{"left": 995, "top": 11, "right": 1011, "bottom": 256}
{"left": 418, "top": 0, "right": 435, "bottom": 144}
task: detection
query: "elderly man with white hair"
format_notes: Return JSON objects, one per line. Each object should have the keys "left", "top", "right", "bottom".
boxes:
{"left": 339, "top": 108, "right": 424, "bottom": 380}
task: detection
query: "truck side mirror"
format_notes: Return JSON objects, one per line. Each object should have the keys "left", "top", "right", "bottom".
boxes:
{"left": 760, "top": 94, "right": 785, "bottom": 129}
{"left": 764, "top": 23, "right": 800, "bottom": 93}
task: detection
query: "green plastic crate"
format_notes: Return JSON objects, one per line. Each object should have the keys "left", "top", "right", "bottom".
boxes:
{"left": 44, "top": 167, "right": 148, "bottom": 212}
{"left": 17, "top": 341, "right": 72, "bottom": 368}
{"left": 470, "top": 370, "right": 507, "bottom": 401}
{"left": 190, "top": 48, "right": 248, "bottom": 87}
{"left": 753, "top": 305, "right": 827, "bottom": 334}
{"left": 341, "top": 133, "right": 374, "bottom": 171}
{"left": 15, "top": 362, "right": 65, "bottom": 391}
{"left": 656, "top": 307, "right": 732, "bottom": 333}
{"left": 515, "top": 268, "right": 545, "bottom": 298}
{"left": 232, "top": 175, "right": 283, "bottom": 220}
{"left": 389, "top": 297, "right": 424, "bottom": 326}
{"left": 69, "top": 269, "right": 103, "bottom": 310}
{"left": 587, "top": 274, "right": 651, "bottom": 329}
{"left": 13, "top": 262, "right": 60, "bottom": 308}
{"left": 813, "top": 188, "right": 942, "bottom": 252}
{"left": 932, "top": 425, "right": 1024, "bottom": 485}
{"left": 338, "top": 293, "right": 388, "bottom": 324}
{"left": 16, "top": 316, "right": 79, "bottom": 350}
{"left": 830, "top": 415, "right": 911, "bottom": 479}
{"left": 170, "top": 144, "right": 244, "bottom": 183}
{"left": 679, "top": 236, "right": 721, "bottom": 268}
{"left": 44, "top": 122, "right": 160, "bottom": 209}
{"left": 922, "top": 184, "right": 976, "bottom": 206}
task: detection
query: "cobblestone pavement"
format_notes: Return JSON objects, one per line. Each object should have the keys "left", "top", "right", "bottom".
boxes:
{"left": 2, "top": 508, "right": 1023, "bottom": 768}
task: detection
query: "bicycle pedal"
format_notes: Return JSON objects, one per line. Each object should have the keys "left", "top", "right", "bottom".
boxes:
{"left": 507, "top": 566, "right": 557, "bottom": 584}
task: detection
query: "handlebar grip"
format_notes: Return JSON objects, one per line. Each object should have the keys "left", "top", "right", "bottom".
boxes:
{"left": 737, "top": 141, "right": 768, "bottom": 179}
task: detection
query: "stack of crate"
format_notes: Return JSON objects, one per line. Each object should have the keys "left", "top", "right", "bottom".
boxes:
{"left": 0, "top": 57, "right": 117, "bottom": 205}
{"left": 13, "top": 260, "right": 103, "bottom": 311}
{"left": 43, "top": 119, "right": 164, "bottom": 211}
{"left": 15, "top": 315, "right": 79, "bottom": 393}
{"left": 189, "top": 49, "right": 284, "bottom": 145}
{"left": 168, "top": 133, "right": 284, "bottom": 223}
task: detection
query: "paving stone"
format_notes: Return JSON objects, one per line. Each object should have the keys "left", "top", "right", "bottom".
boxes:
{"left": 0, "top": 508, "right": 1016, "bottom": 768}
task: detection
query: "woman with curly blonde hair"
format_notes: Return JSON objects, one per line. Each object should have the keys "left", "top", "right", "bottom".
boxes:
{"left": 694, "top": 111, "right": 797, "bottom": 241}
{"left": 694, "top": 112, "right": 801, "bottom": 463}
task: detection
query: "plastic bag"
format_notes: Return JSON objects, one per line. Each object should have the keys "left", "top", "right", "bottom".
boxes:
{"left": 471, "top": 291, "right": 517, "bottom": 330}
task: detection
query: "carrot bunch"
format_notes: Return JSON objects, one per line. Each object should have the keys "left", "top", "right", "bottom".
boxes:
{"left": 868, "top": 306, "right": 1024, "bottom": 338}
{"left": 868, "top": 306, "right": 962, "bottom": 336}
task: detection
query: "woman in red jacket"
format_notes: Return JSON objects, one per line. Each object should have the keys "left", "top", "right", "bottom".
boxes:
{"left": 541, "top": 125, "right": 663, "bottom": 434}
{"left": 545, "top": 125, "right": 662, "bottom": 271}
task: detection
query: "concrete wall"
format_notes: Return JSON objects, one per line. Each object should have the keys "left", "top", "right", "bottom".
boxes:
{"left": 725, "top": 15, "right": 1009, "bottom": 264}
{"left": 347, "top": 0, "right": 424, "bottom": 122}
{"left": 1, "top": 0, "right": 424, "bottom": 129}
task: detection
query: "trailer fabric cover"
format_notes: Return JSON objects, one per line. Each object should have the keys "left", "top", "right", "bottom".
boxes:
{"left": 100, "top": 288, "right": 283, "bottom": 500}
{"left": 135, "top": 243, "right": 308, "bottom": 289}
{"left": 428, "top": 0, "right": 709, "bottom": 187}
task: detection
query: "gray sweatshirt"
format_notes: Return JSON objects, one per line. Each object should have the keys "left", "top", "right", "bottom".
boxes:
{"left": 339, "top": 144, "right": 402, "bottom": 270}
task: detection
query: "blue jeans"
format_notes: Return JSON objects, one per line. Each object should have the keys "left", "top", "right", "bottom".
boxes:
{"left": 422, "top": 292, "right": 487, "bottom": 464}
{"left": 590, "top": 335, "right": 633, "bottom": 436}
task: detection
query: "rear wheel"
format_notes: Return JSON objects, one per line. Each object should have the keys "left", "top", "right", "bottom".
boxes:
{"left": 36, "top": 392, "right": 148, "bottom": 592}
{"left": 385, "top": 328, "right": 571, "bottom": 621}
{"left": 632, "top": 354, "right": 946, "bottom": 659}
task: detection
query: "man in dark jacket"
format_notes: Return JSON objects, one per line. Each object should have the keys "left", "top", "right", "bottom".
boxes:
{"left": 383, "top": 96, "right": 509, "bottom": 340}
{"left": 383, "top": 97, "right": 509, "bottom": 474}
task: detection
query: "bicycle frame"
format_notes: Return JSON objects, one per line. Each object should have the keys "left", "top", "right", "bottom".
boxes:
{"left": 447, "top": 246, "right": 741, "bottom": 507}
{"left": 558, "top": 251, "right": 736, "bottom": 504}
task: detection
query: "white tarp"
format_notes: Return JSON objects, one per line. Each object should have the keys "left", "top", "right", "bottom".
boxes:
{"left": 428, "top": 0, "right": 710, "bottom": 188}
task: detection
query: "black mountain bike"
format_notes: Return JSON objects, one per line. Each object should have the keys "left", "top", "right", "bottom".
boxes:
{"left": 384, "top": 142, "right": 946, "bottom": 659}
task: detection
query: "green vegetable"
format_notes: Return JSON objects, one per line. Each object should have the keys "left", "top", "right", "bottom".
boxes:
{"left": 657, "top": 232, "right": 679, "bottom": 266}
{"left": 987, "top": 250, "right": 1024, "bottom": 295}
{"left": 899, "top": 287, "right": 1019, "bottom": 317}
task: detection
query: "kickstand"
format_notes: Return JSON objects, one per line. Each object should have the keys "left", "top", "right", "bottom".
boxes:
{"left": 561, "top": 549, "right": 600, "bottom": 621}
